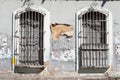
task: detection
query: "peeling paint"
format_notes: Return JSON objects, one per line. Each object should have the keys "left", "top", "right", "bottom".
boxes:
{"left": 0, "top": 33, "right": 12, "bottom": 59}
{"left": 51, "top": 49, "right": 75, "bottom": 62}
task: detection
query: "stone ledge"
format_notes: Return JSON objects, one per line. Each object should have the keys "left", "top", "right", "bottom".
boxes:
{"left": 108, "top": 71, "right": 120, "bottom": 78}
{"left": 0, "top": 70, "right": 110, "bottom": 80}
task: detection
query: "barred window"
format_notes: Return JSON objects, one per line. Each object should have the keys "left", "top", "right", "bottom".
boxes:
{"left": 78, "top": 11, "right": 109, "bottom": 72}
{"left": 19, "top": 11, "right": 44, "bottom": 65}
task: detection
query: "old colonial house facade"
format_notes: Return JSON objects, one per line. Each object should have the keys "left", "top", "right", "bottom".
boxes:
{"left": 11, "top": 0, "right": 119, "bottom": 73}
{"left": 1, "top": 0, "right": 120, "bottom": 79}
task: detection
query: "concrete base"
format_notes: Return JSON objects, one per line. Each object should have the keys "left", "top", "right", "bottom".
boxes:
{"left": 108, "top": 71, "right": 120, "bottom": 80}
{"left": 14, "top": 65, "right": 44, "bottom": 74}
{"left": 0, "top": 70, "right": 109, "bottom": 80}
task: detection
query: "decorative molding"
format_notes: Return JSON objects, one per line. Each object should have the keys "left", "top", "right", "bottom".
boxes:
{"left": 88, "top": 1, "right": 98, "bottom": 11}
{"left": 22, "top": 0, "right": 34, "bottom": 6}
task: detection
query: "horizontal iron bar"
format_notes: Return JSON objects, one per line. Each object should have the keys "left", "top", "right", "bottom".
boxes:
{"left": 80, "top": 49, "right": 109, "bottom": 51}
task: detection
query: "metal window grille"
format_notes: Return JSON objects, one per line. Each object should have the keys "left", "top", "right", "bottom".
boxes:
{"left": 18, "top": 11, "right": 44, "bottom": 65}
{"left": 78, "top": 11, "right": 109, "bottom": 73}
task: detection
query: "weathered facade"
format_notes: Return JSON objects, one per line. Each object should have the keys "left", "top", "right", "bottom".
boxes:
{"left": 1, "top": 0, "right": 120, "bottom": 78}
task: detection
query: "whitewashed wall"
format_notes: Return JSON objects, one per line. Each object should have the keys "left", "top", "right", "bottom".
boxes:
{"left": 0, "top": 0, "right": 120, "bottom": 71}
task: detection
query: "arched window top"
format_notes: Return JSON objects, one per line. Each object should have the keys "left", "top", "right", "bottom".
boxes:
{"left": 13, "top": 5, "right": 50, "bottom": 18}
{"left": 82, "top": 11, "right": 106, "bottom": 20}
{"left": 20, "top": 11, "right": 44, "bottom": 20}
{"left": 77, "top": 6, "right": 111, "bottom": 17}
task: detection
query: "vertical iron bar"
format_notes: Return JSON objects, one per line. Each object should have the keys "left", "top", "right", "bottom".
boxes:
{"left": 103, "top": 13, "right": 104, "bottom": 66}
{"left": 33, "top": 11, "right": 35, "bottom": 64}
{"left": 86, "top": 14, "right": 87, "bottom": 67}
{"left": 82, "top": 14, "right": 84, "bottom": 67}
{"left": 104, "top": 17, "right": 106, "bottom": 66}
{"left": 80, "top": 15, "right": 82, "bottom": 67}
{"left": 89, "top": 12, "right": 91, "bottom": 67}
{"left": 28, "top": 11, "right": 30, "bottom": 64}
{"left": 32, "top": 11, "right": 34, "bottom": 64}
{"left": 97, "top": 12, "right": 99, "bottom": 66}
{"left": 103, "top": 14, "right": 105, "bottom": 66}
{"left": 92, "top": 11, "right": 94, "bottom": 66}
{"left": 94, "top": 12, "right": 96, "bottom": 67}
{"left": 99, "top": 12, "right": 100, "bottom": 67}
{"left": 101, "top": 13, "right": 102, "bottom": 66}
{"left": 96, "top": 12, "right": 98, "bottom": 66}
{"left": 107, "top": 13, "right": 109, "bottom": 66}
{"left": 86, "top": 13, "right": 88, "bottom": 67}
{"left": 83, "top": 13, "right": 88, "bottom": 66}
{"left": 31, "top": 11, "right": 33, "bottom": 64}
{"left": 91, "top": 11, "right": 93, "bottom": 66}
{"left": 24, "top": 12, "right": 26, "bottom": 64}
{"left": 27, "top": 12, "right": 29, "bottom": 64}
{"left": 29, "top": 11, "right": 31, "bottom": 64}
{"left": 99, "top": 12, "right": 101, "bottom": 66}
{"left": 16, "top": 15, "right": 18, "bottom": 65}
{"left": 25, "top": 12, "right": 27, "bottom": 64}
{"left": 36, "top": 12, "right": 38, "bottom": 64}
{"left": 84, "top": 14, "right": 86, "bottom": 67}
{"left": 105, "top": 15, "right": 107, "bottom": 66}
{"left": 21, "top": 14, "right": 22, "bottom": 64}
{"left": 104, "top": 15, "right": 106, "bottom": 66}
{"left": 22, "top": 13, "right": 24, "bottom": 64}
{"left": 102, "top": 13, "right": 104, "bottom": 66}
{"left": 39, "top": 13, "right": 43, "bottom": 65}
{"left": 42, "top": 14, "right": 44, "bottom": 65}
{"left": 78, "top": 15, "right": 80, "bottom": 67}
{"left": 26, "top": 12, "right": 28, "bottom": 64}
{"left": 38, "top": 12, "right": 40, "bottom": 65}
{"left": 85, "top": 14, "right": 88, "bottom": 67}
{"left": 94, "top": 12, "right": 95, "bottom": 67}
{"left": 95, "top": 12, "right": 97, "bottom": 66}
{"left": 38, "top": 13, "right": 40, "bottom": 64}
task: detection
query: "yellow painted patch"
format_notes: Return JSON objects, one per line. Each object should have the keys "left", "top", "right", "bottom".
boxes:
{"left": 12, "top": 57, "right": 16, "bottom": 65}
